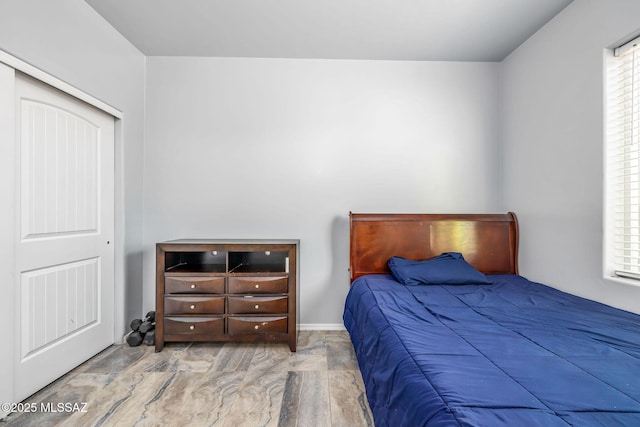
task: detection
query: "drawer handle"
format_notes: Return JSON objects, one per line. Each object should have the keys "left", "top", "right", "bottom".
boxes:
{"left": 255, "top": 284, "right": 260, "bottom": 289}
{"left": 190, "top": 284, "right": 196, "bottom": 289}
{"left": 254, "top": 304, "right": 260, "bottom": 310}
{"left": 189, "top": 325, "right": 195, "bottom": 330}
{"left": 254, "top": 325, "right": 259, "bottom": 330}
{"left": 190, "top": 304, "right": 196, "bottom": 310}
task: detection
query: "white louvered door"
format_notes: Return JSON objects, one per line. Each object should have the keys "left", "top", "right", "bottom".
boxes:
{"left": 13, "top": 72, "right": 115, "bottom": 401}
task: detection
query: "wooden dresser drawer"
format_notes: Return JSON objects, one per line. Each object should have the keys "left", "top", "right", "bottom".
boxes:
{"left": 228, "top": 316, "right": 287, "bottom": 335}
{"left": 228, "top": 276, "right": 288, "bottom": 294}
{"left": 228, "top": 296, "right": 288, "bottom": 314}
{"left": 165, "top": 296, "right": 224, "bottom": 315}
{"left": 165, "top": 276, "right": 225, "bottom": 294}
{"left": 164, "top": 317, "right": 224, "bottom": 335}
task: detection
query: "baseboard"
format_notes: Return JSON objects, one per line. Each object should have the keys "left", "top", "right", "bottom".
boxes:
{"left": 119, "top": 324, "right": 345, "bottom": 345}
{"left": 117, "top": 325, "right": 344, "bottom": 345}
{"left": 119, "top": 332, "right": 129, "bottom": 345}
{"left": 298, "top": 323, "right": 346, "bottom": 331}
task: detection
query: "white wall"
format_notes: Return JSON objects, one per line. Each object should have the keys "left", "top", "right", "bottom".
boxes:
{"left": 144, "top": 57, "right": 501, "bottom": 324}
{"left": 0, "top": 0, "right": 146, "bottom": 336}
{"left": 501, "top": 0, "right": 640, "bottom": 313}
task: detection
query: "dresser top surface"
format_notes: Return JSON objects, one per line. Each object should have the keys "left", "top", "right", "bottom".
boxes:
{"left": 159, "top": 239, "right": 299, "bottom": 246}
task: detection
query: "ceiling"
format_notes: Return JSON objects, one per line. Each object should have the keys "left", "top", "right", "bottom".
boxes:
{"left": 86, "top": 0, "right": 574, "bottom": 62}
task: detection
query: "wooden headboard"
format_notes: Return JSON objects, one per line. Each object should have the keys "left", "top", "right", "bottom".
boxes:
{"left": 349, "top": 212, "right": 519, "bottom": 281}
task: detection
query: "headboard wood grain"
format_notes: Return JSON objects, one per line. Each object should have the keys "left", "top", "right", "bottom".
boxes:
{"left": 349, "top": 212, "right": 519, "bottom": 281}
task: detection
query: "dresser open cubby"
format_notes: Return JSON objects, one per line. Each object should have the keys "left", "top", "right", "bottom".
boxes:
{"left": 155, "top": 239, "right": 298, "bottom": 352}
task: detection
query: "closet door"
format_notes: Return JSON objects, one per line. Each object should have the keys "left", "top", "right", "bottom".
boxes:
{"left": 13, "top": 72, "right": 115, "bottom": 401}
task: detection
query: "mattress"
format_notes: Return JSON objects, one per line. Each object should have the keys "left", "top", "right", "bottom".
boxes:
{"left": 343, "top": 274, "right": 640, "bottom": 426}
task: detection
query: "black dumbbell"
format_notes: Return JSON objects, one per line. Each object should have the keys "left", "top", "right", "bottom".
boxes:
{"left": 126, "top": 331, "right": 144, "bottom": 347}
{"left": 139, "top": 321, "right": 153, "bottom": 334}
{"left": 130, "top": 318, "right": 142, "bottom": 331}
{"left": 142, "top": 329, "right": 155, "bottom": 346}
{"left": 145, "top": 311, "right": 156, "bottom": 322}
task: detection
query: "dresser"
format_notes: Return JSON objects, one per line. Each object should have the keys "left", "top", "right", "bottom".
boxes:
{"left": 155, "top": 239, "right": 299, "bottom": 352}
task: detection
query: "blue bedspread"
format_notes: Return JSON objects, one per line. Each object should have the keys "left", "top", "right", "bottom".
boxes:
{"left": 343, "top": 274, "right": 640, "bottom": 426}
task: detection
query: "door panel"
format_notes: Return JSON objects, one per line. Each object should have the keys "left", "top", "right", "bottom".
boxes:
{"left": 14, "top": 72, "right": 114, "bottom": 402}
{"left": 20, "top": 257, "right": 99, "bottom": 358}
{"left": 21, "top": 99, "right": 100, "bottom": 239}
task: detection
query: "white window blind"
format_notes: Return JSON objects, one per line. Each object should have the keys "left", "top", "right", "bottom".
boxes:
{"left": 607, "top": 36, "right": 640, "bottom": 280}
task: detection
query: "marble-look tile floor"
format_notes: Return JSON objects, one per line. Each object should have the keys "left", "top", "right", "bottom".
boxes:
{"left": 1, "top": 330, "right": 374, "bottom": 427}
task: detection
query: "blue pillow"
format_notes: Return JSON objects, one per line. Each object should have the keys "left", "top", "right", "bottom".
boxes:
{"left": 388, "top": 252, "right": 491, "bottom": 286}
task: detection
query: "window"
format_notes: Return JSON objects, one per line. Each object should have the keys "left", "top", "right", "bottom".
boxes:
{"left": 606, "top": 35, "right": 640, "bottom": 280}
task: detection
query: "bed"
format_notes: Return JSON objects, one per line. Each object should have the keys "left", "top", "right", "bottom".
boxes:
{"left": 343, "top": 212, "right": 640, "bottom": 426}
